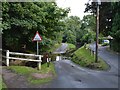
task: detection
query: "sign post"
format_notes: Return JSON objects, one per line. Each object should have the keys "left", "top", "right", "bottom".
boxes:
{"left": 37, "top": 41, "right": 39, "bottom": 55}
{"left": 32, "top": 31, "right": 42, "bottom": 70}
{"left": 32, "top": 31, "right": 42, "bottom": 55}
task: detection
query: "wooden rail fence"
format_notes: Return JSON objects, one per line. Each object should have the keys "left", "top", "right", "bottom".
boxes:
{"left": 1, "top": 49, "right": 43, "bottom": 70}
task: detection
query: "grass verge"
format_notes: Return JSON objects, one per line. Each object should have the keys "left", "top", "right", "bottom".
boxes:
{"left": 0, "top": 75, "right": 7, "bottom": 89}
{"left": 6, "top": 63, "right": 56, "bottom": 84}
{"left": 72, "top": 46, "right": 109, "bottom": 70}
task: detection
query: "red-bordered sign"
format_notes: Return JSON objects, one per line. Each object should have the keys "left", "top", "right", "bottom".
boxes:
{"left": 32, "top": 31, "right": 42, "bottom": 42}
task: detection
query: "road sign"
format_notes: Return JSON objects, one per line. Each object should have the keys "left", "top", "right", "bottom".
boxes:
{"left": 32, "top": 31, "right": 42, "bottom": 41}
{"left": 32, "top": 31, "right": 42, "bottom": 55}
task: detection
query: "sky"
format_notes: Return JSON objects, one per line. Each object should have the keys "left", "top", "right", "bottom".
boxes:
{"left": 56, "top": 0, "right": 90, "bottom": 19}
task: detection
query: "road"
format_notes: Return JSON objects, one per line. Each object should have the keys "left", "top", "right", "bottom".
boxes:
{"left": 90, "top": 43, "right": 119, "bottom": 74}
{"left": 1, "top": 43, "right": 119, "bottom": 88}
{"left": 45, "top": 43, "right": 119, "bottom": 88}
{"left": 53, "top": 43, "right": 68, "bottom": 54}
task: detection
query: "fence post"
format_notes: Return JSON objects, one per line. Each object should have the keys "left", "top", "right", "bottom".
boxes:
{"left": 38, "top": 55, "right": 42, "bottom": 70}
{"left": 6, "top": 50, "right": 9, "bottom": 66}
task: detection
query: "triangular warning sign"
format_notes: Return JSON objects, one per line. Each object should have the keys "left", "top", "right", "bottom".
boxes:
{"left": 32, "top": 31, "right": 42, "bottom": 41}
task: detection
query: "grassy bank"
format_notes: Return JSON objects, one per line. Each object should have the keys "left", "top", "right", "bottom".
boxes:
{"left": 48, "top": 43, "right": 62, "bottom": 52}
{"left": 6, "top": 63, "right": 56, "bottom": 84}
{"left": 64, "top": 43, "right": 76, "bottom": 57}
{"left": 72, "top": 46, "right": 109, "bottom": 70}
{"left": 67, "top": 43, "right": 76, "bottom": 50}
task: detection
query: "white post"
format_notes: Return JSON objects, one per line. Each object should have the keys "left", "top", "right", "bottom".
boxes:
{"left": 49, "top": 58, "right": 51, "bottom": 62}
{"left": 38, "top": 55, "right": 41, "bottom": 70}
{"left": 6, "top": 50, "right": 9, "bottom": 66}
{"left": 47, "top": 58, "right": 49, "bottom": 62}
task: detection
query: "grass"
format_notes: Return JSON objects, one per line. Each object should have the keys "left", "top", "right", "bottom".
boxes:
{"left": 28, "top": 63, "right": 56, "bottom": 84}
{"left": 6, "top": 63, "right": 56, "bottom": 84}
{"left": 0, "top": 75, "right": 7, "bottom": 89}
{"left": 48, "top": 43, "right": 62, "bottom": 52}
{"left": 28, "top": 76, "right": 52, "bottom": 84}
{"left": 67, "top": 43, "right": 76, "bottom": 50}
{"left": 40, "top": 63, "right": 56, "bottom": 75}
{"left": 72, "top": 46, "right": 109, "bottom": 70}
{"left": 64, "top": 43, "right": 76, "bottom": 57}
{"left": 0, "top": 68, "right": 1, "bottom": 89}
{"left": 7, "top": 66, "right": 38, "bottom": 75}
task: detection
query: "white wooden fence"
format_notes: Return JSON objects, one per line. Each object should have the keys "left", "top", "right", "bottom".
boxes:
{"left": 5, "top": 50, "right": 43, "bottom": 70}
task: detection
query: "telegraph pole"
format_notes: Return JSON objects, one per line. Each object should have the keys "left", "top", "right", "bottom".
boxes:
{"left": 95, "top": 0, "right": 101, "bottom": 63}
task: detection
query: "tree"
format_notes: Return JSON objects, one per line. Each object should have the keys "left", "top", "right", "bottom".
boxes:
{"left": 80, "top": 15, "right": 96, "bottom": 44}
{"left": 111, "top": 13, "right": 120, "bottom": 40}
{"left": 62, "top": 16, "right": 81, "bottom": 45}
{"left": 85, "top": 2, "right": 113, "bottom": 36}
{"left": 62, "top": 15, "right": 96, "bottom": 47}
{"left": 110, "top": 2, "right": 120, "bottom": 52}
{"left": 2, "top": 2, "right": 69, "bottom": 52}
{"left": 85, "top": 1, "right": 120, "bottom": 52}
{"left": 110, "top": 2, "right": 120, "bottom": 40}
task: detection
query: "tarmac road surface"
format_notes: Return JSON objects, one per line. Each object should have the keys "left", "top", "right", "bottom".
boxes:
{"left": 45, "top": 43, "right": 119, "bottom": 88}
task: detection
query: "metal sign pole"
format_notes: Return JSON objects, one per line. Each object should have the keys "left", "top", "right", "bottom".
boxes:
{"left": 37, "top": 41, "right": 39, "bottom": 55}
{"left": 37, "top": 41, "right": 41, "bottom": 70}
{"left": 32, "top": 31, "right": 42, "bottom": 70}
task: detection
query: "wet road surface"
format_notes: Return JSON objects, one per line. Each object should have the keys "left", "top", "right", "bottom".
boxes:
{"left": 53, "top": 43, "right": 68, "bottom": 54}
{"left": 46, "top": 44, "right": 119, "bottom": 88}
{"left": 46, "top": 59, "right": 118, "bottom": 88}
{"left": 90, "top": 43, "right": 119, "bottom": 75}
{"left": 1, "top": 43, "right": 119, "bottom": 88}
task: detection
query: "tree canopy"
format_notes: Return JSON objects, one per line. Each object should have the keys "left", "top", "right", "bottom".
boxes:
{"left": 85, "top": 1, "right": 120, "bottom": 52}
{"left": 2, "top": 2, "right": 69, "bottom": 52}
{"left": 62, "top": 15, "right": 96, "bottom": 47}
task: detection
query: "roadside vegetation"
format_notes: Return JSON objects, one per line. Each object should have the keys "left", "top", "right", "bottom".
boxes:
{"left": 48, "top": 43, "right": 62, "bottom": 53}
{"left": 67, "top": 43, "right": 76, "bottom": 50}
{"left": 63, "top": 43, "right": 76, "bottom": 57}
{"left": 67, "top": 43, "right": 76, "bottom": 53}
{"left": 6, "top": 63, "right": 56, "bottom": 84}
{"left": 0, "top": 75, "right": 7, "bottom": 89}
{"left": 72, "top": 46, "right": 109, "bottom": 70}
{"left": 1, "top": 1, "right": 120, "bottom": 88}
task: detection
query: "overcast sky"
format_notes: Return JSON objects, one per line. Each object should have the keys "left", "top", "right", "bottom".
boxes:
{"left": 56, "top": 0, "right": 90, "bottom": 19}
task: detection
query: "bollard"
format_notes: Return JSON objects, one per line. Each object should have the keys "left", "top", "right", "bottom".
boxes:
{"left": 47, "top": 58, "right": 49, "bottom": 67}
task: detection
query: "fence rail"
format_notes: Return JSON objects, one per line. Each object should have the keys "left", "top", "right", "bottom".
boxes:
{"left": 9, "top": 52, "right": 40, "bottom": 57}
{"left": 0, "top": 49, "right": 43, "bottom": 70}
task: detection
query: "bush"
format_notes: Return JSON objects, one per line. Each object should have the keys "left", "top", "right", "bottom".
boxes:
{"left": 111, "top": 39, "right": 120, "bottom": 52}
